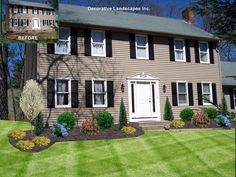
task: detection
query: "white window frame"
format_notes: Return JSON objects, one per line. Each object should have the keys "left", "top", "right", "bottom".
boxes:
{"left": 55, "top": 27, "right": 71, "bottom": 55}
{"left": 201, "top": 82, "right": 213, "bottom": 105}
{"left": 33, "top": 8, "right": 38, "bottom": 14}
{"left": 199, "top": 41, "right": 210, "bottom": 64}
{"left": 22, "top": 6, "right": 27, "bottom": 14}
{"left": 174, "top": 39, "right": 186, "bottom": 62}
{"left": 91, "top": 30, "right": 106, "bottom": 57}
{"left": 233, "top": 88, "right": 236, "bottom": 109}
{"left": 177, "top": 81, "right": 189, "bottom": 106}
{"left": 23, "top": 19, "right": 27, "bottom": 27}
{"left": 92, "top": 79, "right": 107, "bottom": 108}
{"left": 135, "top": 34, "right": 149, "bottom": 59}
{"left": 32, "top": 18, "right": 40, "bottom": 29}
{"left": 55, "top": 79, "right": 71, "bottom": 108}
{"left": 13, "top": 19, "right": 18, "bottom": 27}
{"left": 13, "top": 6, "right": 18, "bottom": 13}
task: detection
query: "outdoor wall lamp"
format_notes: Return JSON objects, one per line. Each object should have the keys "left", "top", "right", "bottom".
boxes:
{"left": 121, "top": 83, "right": 125, "bottom": 93}
{"left": 163, "top": 84, "right": 166, "bottom": 93}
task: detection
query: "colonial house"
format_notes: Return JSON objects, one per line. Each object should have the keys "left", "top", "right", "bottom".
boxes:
{"left": 221, "top": 61, "right": 236, "bottom": 112}
{"left": 6, "top": 0, "right": 57, "bottom": 32}
{"left": 24, "top": 4, "right": 221, "bottom": 125}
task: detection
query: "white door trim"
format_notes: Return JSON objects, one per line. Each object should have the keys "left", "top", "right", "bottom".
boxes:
{"left": 127, "top": 73, "right": 161, "bottom": 122}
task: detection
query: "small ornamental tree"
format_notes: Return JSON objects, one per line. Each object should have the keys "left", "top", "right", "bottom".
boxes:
{"left": 119, "top": 98, "right": 127, "bottom": 129}
{"left": 163, "top": 97, "right": 174, "bottom": 121}
{"left": 220, "top": 95, "right": 228, "bottom": 115}
{"left": 20, "top": 80, "right": 43, "bottom": 131}
{"left": 34, "top": 113, "right": 44, "bottom": 135}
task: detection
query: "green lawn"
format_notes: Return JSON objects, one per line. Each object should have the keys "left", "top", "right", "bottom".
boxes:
{"left": 0, "top": 120, "right": 235, "bottom": 177}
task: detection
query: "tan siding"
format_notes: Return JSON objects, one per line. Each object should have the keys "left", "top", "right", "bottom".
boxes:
{"left": 35, "top": 28, "right": 222, "bottom": 125}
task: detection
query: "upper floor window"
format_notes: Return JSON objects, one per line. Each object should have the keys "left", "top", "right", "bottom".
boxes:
{"left": 93, "top": 80, "right": 107, "bottom": 107}
{"left": 91, "top": 30, "right": 106, "bottom": 57}
{"left": 13, "top": 6, "right": 18, "bottom": 13}
{"left": 55, "top": 79, "right": 71, "bottom": 108}
{"left": 135, "top": 35, "right": 149, "bottom": 59}
{"left": 22, "top": 7, "right": 27, "bottom": 14}
{"left": 33, "top": 8, "right": 38, "bottom": 14}
{"left": 199, "top": 42, "right": 209, "bottom": 63}
{"left": 174, "top": 39, "right": 185, "bottom": 61}
{"left": 55, "top": 27, "right": 71, "bottom": 54}
{"left": 202, "top": 82, "right": 212, "bottom": 105}
{"left": 177, "top": 81, "right": 189, "bottom": 105}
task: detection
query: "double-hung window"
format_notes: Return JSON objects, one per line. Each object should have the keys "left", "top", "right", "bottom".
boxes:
{"left": 202, "top": 82, "right": 212, "bottom": 105}
{"left": 174, "top": 39, "right": 185, "bottom": 61}
{"left": 55, "top": 79, "right": 71, "bottom": 108}
{"left": 55, "top": 27, "right": 71, "bottom": 54}
{"left": 13, "top": 6, "right": 18, "bottom": 13}
{"left": 199, "top": 42, "right": 209, "bottom": 63}
{"left": 234, "top": 89, "right": 236, "bottom": 109}
{"left": 91, "top": 30, "right": 106, "bottom": 57}
{"left": 177, "top": 81, "right": 189, "bottom": 105}
{"left": 23, "top": 19, "right": 27, "bottom": 26}
{"left": 22, "top": 7, "right": 27, "bottom": 14}
{"left": 93, "top": 80, "right": 107, "bottom": 107}
{"left": 135, "top": 35, "right": 148, "bottom": 59}
{"left": 33, "top": 8, "right": 38, "bottom": 14}
{"left": 13, "top": 19, "right": 18, "bottom": 27}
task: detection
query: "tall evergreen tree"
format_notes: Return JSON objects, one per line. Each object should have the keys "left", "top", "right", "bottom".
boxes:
{"left": 119, "top": 98, "right": 127, "bottom": 129}
{"left": 163, "top": 96, "right": 174, "bottom": 121}
{"left": 220, "top": 95, "right": 228, "bottom": 115}
{"left": 34, "top": 113, "right": 44, "bottom": 135}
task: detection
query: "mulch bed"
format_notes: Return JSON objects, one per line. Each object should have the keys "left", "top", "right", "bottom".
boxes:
{"left": 9, "top": 123, "right": 144, "bottom": 153}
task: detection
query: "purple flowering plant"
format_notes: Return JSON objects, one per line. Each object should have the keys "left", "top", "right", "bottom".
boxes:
{"left": 50, "top": 123, "right": 69, "bottom": 137}
{"left": 215, "top": 115, "right": 232, "bottom": 128}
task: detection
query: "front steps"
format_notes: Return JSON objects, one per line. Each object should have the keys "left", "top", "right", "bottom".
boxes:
{"left": 137, "top": 121, "right": 170, "bottom": 131}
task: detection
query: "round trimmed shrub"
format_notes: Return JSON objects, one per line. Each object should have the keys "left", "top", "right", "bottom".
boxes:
{"left": 179, "top": 108, "right": 194, "bottom": 122}
{"left": 57, "top": 112, "right": 76, "bottom": 130}
{"left": 203, "top": 108, "right": 218, "bottom": 119}
{"left": 95, "top": 111, "right": 114, "bottom": 130}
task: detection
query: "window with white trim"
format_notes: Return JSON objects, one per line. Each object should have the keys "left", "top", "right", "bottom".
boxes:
{"left": 91, "top": 30, "right": 106, "bottom": 56}
{"left": 22, "top": 7, "right": 27, "bottom": 14}
{"left": 136, "top": 35, "right": 149, "bottom": 59}
{"left": 177, "top": 82, "right": 189, "bottom": 105}
{"left": 55, "top": 79, "right": 71, "bottom": 107}
{"left": 174, "top": 39, "right": 185, "bottom": 61}
{"left": 55, "top": 27, "right": 71, "bottom": 54}
{"left": 13, "top": 19, "right": 18, "bottom": 27}
{"left": 13, "top": 6, "right": 18, "bottom": 13}
{"left": 199, "top": 42, "right": 209, "bottom": 63}
{"left": 93, "top": 80, "right": 107, "bottom": 107}
{"left": 233, "top": 89, "right": 236, "bottom": 109}
{"left": 23, "top": 19, "right": 27, "bottom": 26}
{"left": 33, "top": 8, "right": 38, "bottom": 14}
{"left": 202, "top": 82, "right": 212, "bottom": 105}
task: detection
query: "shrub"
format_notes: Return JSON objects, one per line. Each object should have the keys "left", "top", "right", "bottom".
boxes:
{"left": 220, "top": 95, "right": 228, "bottom": 115}
{"left": 34, "top": 113, "right": 44, "bottom": 135}
{"left": 163, "top": 96, "right": 174, "bottom": 121}
{"left": 16, "top": 140, "right": 35, "bottom": 150}
{"left": 215, "top": 115, "right": 232, "bottom": 128}
{"left": 57, "top": 112, "right": 76, "bottom": 130}
{"left": 179, "top": 108, "right": 194, "bottom": 122}
{"left": 32, "top": 136, "right": 50, "bottom": 146}
{"left": 233, "top": 117, "right": 236, "bottom": 124}
{"left": 50, "top": 123, "right": 69, "bottom": 137}
{"left": 95, "top": 111, "right": 114, "bottom": 130}
{"left": 192, "top": 112, "right": 210, "bottom": 128}
{"left": 121, "top": 126, "right": 136, "bottom": 134}
{"left": 8, "top": 129, "right": 26, "bottom": 140}
{"left": 81, "top": 118, "right": 99, "bottom": 135}
{"left": 119, "top": 98, "right": 127, "bottom": 129}
{"left": 170, "top": 119, "right": 185, "bottom": 128}
{"left": 229, "top": 112, "right": 236, "bottom": 120}
{"left": 203, "top": 108, "right": 218, "bottom": 119}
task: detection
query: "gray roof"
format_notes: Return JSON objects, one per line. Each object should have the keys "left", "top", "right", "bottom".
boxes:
{"left": 8, "top": 0, "right": 54, "bottom": 9}
{"left": 221, "top": 61, "right": 236, "bottom": 86}
{"left": 60, "top": 4, "right": 216, "bottom": 40}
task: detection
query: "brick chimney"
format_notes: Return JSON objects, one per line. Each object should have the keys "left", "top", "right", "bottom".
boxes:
{"left": 182, "top": 7, "right": 195, "bottom": 25}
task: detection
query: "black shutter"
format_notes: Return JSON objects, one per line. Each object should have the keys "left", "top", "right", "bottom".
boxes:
{"left": 85, "top": 80, "right": 92, "bottom": 107}
{"left": 71, "top": 28, "right": 78, "bottom": 55}
{"left": 229, "top": 88, "right": 235, "bottom": 109}
{"left": 71, "top": 80, "right": 79, "bottom": 108}
{"left": 212, "top": 83, "right": 217, "bottom": 105}
{"left": 194, "top": 41, "right": 200, "bottom": 63}
{"left": 27, "top": 19, "right": 29, "bottom": 26}
{"left": 107, "top": 81, "right": 114, "bottom": 107}
{"left": 185, "top": 39, "right": 191, "bottom": 62}
{"left": 148, "top": 35, "right": 154, "bottom": 60}
{"left": 84, "top": 29, "right": 91, "bottom": 56}
{"left": 11, "top": 19, "right": 14, "bottom": 27}
{"left": 169, "top": 37, "right": 175, "bottom": 61}
{"left": 129, "top": 33, "right": 136, "bottom": 59}
{"left": 209, "top": 42, "right": 215, "bottom": 64}
{"left": 171, "top": 82, "right": 178, "bottom": 106}
{"left": 47, "top": 79, "right": 55, "bottom": 108}
{"left": 105, "top": 31, "right": 112, "bottom": 57}
{"left": 26, "top": 7, "right": 28, "bottom": 13}
{"left": 188, "top": 83, "right": 194, "bottom": 106}
{"left": 47, "top": 44, "right": 54, "bottom": 54}
{"left": 197, "top": 83, "right": 203, "bottom": 105}
{"left": 21, "top": 19, "right": 23, "bottom": 26}
{"left": 18, "top": 19, "right": 20, "bottom": 27}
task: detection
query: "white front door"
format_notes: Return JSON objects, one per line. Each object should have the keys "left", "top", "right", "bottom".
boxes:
{"left": 32, "top": 19, "right": 40, "bottom": 29}
{"left": 136, "top": 82, "right": 152, "bottom": 117}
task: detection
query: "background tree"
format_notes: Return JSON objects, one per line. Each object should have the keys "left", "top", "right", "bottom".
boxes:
{"left": 163, "top": 96, "right": 174, "bottom": 121}
{"left": 119, "top": 98, "right": 127, "bottom": 129}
